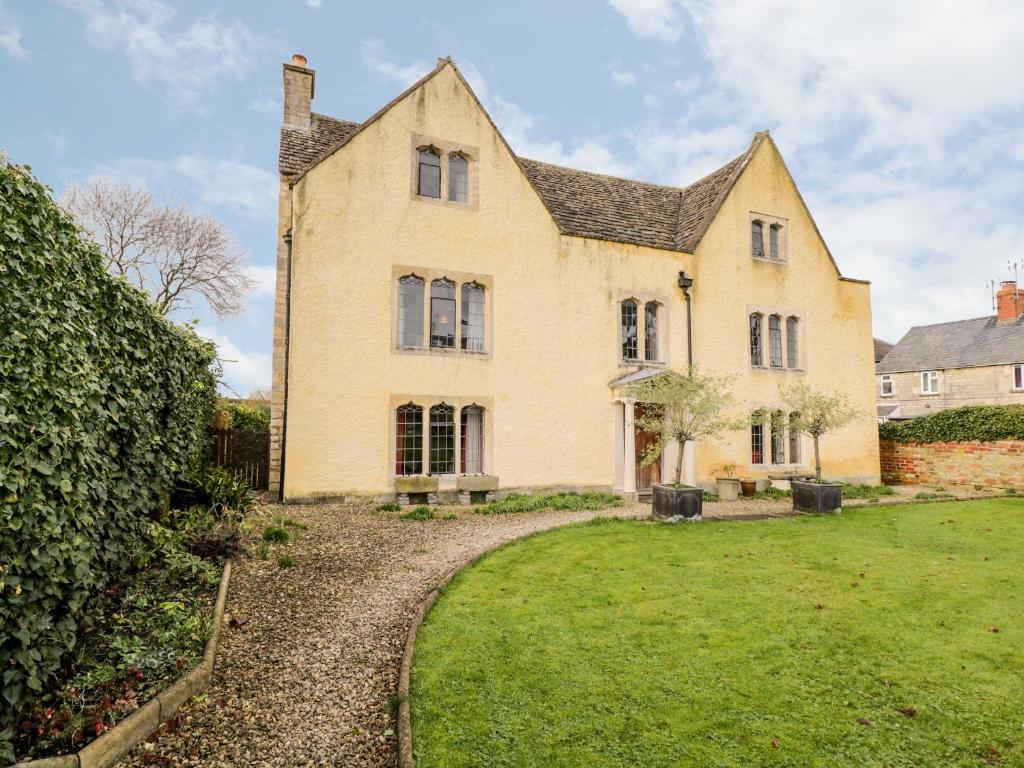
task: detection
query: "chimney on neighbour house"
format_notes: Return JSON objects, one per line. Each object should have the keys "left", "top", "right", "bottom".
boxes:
{"left": 996, "top": 280, "right": 1022, "bottom": 322}
{"left": 283, "top": 53, "right": 315, "bottom": 130}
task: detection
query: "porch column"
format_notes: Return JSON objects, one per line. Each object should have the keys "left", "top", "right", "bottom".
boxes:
{"left": 684, "top": 438, "right": 696, "bottom": 487}
{"left": 623, "top": 399, "right": 637, "bottom": 495}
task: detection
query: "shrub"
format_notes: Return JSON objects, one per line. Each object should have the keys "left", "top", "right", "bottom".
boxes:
{"left": 914, "top": 491, "right": 953, "bottom": 500}
{"left": 478, "top": 492, "right": 623, "bottom": 516}
{"left": 277, "top": 554, "right": 294, "bottom": 569}
{"left": 172, "top": 466, "right": 255, "bottom": 520}
{"left": 0, "top": 157, "right": 217, "bottom": 750}
{"left": 400, "top": 506, "right": 435, "bottom": 521}
{"left": 262, "top": 525, "right": 290, "bottom": 543}
{"left": 880, "top": 405, "right": 1024, "bottom": 444}
{"left": 841, "top": 484, "right": 897, "bottom": 501}
{"left": 376, "top": 502, "right": 401, "bottom": 513}
{"left": 221, "top": 401, "right": 270, "bottom": 431}
{"left": 753, "top": 487, "right": 793, "bottom": 500}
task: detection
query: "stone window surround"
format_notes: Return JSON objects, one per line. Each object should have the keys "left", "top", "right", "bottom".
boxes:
{"left": 750, "top": 407, "right": 807, "bottom": 470}
{"left": 920, "top": 370, "right": 940, "bottom": 395}
{"left": 880, "top": 373, "right": 893, "bottom": 397}
{"left": 748, "top": 306, "right": 805, "bottom": 372}
{"left": 410, "top": 134, "right": 480, "bottom": 211}
{"left": 391, "top": 265, "right": 493, "bottom": 359}
{"left": 616, "top": 290, "right": 671, "bottom": 367}
{"left": 388, "top": 394, "right": 494, "bottom": 487}
{"left": 750, "top": 211, "right": 789, "bottom": 264}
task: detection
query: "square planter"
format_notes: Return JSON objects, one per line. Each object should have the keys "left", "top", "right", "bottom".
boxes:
{"left": 715, "top": 478, "right": 740, "bottom": 501}
{"left": 652, "top": 484, "right": 703, "bottom": 521}
{"left": 456, "top": 475, "right": 499, "bottom": 492}
{"left": 394, "top": 475, "right": 439, "bottom": 494}
{"left": 791, "top": 480, "right": 843, "bottom": 513}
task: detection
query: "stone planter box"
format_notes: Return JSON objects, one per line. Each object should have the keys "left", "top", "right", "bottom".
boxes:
{"left": 394, "top": 476, "right": 439, "bottom": 494}
{"left": 715, "top": 478, "right": 740, "bottom": 501}
{"left": 456, "top": 475, "right": 499, "bottom": 492}
{"left": 792, "top": 480, "right": 843, "bottom": 513}
{"left": 652, "top": 484, "right": 703, "bottom": 521}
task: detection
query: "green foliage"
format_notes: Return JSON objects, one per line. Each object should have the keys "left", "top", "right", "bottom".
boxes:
{"left": 914, "top": 491, "right": 954, "bottom": 500}
{"left": 220, "top": 400, "right": 269, "bottom": 431}
{"left": 400, "top": 506, "right": 436, "bottom": 521}
{"left": 840, "top": 483, "right": 896, "bottom": 501}
{"left": 0, "top": 158, "right": 217, "bottom": 739}
{"left": 172, "top": 465, "right": 255, "bottom": 520}
{"left": 272, "top": 514, "right": 307, "bottom": 530}
{"left": 477, "top": 492, "right": 623, "bottom": 516}
{"left": 779, "top": 381, "right": 860, "bottom": 482}
{"left": 702, "top": 492, "right": 720, "bottom": 503}
{"left": 376, "top": 502, "right": 401, "bottom": 513}
{"left": 752, "top": 486, "right": 793, "bottom": 500}
{"left": 441, "top": 512, "right": 459, "bottom": 520}
{"left": 277, "top": 554, "right": 294, "bottom": 569}
{"left": 879, "top": 405, "right": 1024, "bottom": 444}
{"left": 262, "top": 525, "right": 291, "bottom": 543}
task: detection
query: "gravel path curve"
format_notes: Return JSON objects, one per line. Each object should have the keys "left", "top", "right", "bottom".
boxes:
{"left": 124, "top": 502, "right": 651, "bottom": 767}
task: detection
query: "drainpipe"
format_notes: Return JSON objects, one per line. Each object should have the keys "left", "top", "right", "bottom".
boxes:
{"left": 279, "top": 227, "right": 294, "bottom": 502}
{"left": 677, "top": 271, "right": 694, "bottom": 374}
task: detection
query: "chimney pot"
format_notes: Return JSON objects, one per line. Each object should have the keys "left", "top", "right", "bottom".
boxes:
{"left": 292, "top": 53, "right": 308, "bottom": 68}
{"left": 996, "top": 279, "right": 1021, "bottom": 323}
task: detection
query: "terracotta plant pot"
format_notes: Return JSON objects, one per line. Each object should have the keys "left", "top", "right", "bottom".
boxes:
{"left": 739, "top": 479, "right": 757, "bottom": 497}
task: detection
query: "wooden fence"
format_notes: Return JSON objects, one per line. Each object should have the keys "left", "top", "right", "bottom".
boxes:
{"left": 210, "top": 428, "right": 270, "bottom": 490}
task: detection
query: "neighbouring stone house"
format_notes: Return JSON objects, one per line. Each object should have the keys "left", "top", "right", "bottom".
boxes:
{"left": 876, "top": 280, "right": 1024, "bottom": 420}
{"left": 269, "top": 55, "right": 880, "bottom": 503}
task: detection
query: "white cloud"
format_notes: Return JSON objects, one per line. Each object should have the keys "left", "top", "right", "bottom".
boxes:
{"left": 58, "top": 0, "right": 262, "bottom": 107}
{"left": 608, "top": 0, "right": 685, "bottom": 42}
{"left": 671, "top": 75, "right": 700, "bottom": 95}
{"left": 305, "top": 0, "right": 322, "bottom": 7}
{"left": 610, "top": 68, "right": 637, "bottom": 87}
{"left": 197, "top": 326, "right": 271, "bottom": 395}
{"left": 46, "top": 131, "right": 70, "bottom": 157}
{"left": 250, "top": 97, "right": 278, "bottom": 114}
{"left": 0, "top": 1, "right": 27, "bottom": 59}
{"left": 642, "top": 93, "right": 662, "bottom": 110}
{"left": 360, "top": 38, "right": 430, "bottom": 88}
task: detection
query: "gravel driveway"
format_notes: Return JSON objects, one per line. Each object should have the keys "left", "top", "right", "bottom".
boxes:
{"left": 124, "top": 501, "right": 659, "bottom": 767}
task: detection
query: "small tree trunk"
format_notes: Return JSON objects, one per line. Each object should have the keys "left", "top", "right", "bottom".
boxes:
{"left": 675, "top": 439, "right": 685, "bottom": 485}
{"left": 813, "top": 434, "right": 822, "bottom": 483}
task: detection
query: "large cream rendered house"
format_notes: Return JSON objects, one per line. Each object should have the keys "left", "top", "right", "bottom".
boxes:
{"left": 269, "top": 55, "right": 880, "bottom": 503}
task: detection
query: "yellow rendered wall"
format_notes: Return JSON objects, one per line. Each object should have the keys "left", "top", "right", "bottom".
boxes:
{"left": 280, "top": 64, "right": 879, "bottom": 498}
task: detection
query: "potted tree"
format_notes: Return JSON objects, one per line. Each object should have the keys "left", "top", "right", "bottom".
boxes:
{"left": 714, "top": 464, "right": 740, "bottom": 501}
{"left": 629, "top": 368, "right": 744, "bottom": 521}
{"left": 780, "top": 381, "right": 859, "bottom": 513}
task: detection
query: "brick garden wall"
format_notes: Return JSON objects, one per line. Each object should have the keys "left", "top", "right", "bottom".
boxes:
{"left": 880, "top": 439, "right": 1024, "bottom": 488}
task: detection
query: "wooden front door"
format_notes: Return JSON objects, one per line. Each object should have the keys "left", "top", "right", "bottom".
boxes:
{"left": 634, "top": 404, "right": 661, "bottom": 489}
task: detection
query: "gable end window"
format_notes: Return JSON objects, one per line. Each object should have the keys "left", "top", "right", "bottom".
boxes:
{"left": 769, "top": 224, "right": 782, "bottom": 261}
{"left": 921, "top": 370, "right": 939, "bottom": 394}
{"left": 749, "top": 313, "right": 763, "bottom": 366}
{"left": 398, "top": 274, "right": 424, "bottom": 347}
{"left": 430, "top": 278, "right": 456, "bottom": 349}
{"left": 768, "top": 314, "right": 783, "bottom": 368}
{"left": 751, "top": 220, "right": 765, "bottom": 258}
{"left": 417, "top": 148, "right": 441, "bottom": 198}
{"left": 880, "top": 374, "right": 893, "bottom": 396}
{"left": 448, "top": 153, "right": 469, "bottom": 203}
{"left": 786, "top": 316, "right": 799, "bottom": 368}
{"left": 621, "top": 300, "right": 638, "bottom": 360}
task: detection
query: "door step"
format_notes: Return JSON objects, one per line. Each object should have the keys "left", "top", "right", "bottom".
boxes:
{"left": 638, "top": 488, "right": 653, "bottom": 502}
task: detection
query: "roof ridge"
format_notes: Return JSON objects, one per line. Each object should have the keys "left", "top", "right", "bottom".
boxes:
{"left": 908, "top": 314, "right": 996, "bottom": 330}
{"left": 517, "top": 156, "right": 685, "bottom": 192}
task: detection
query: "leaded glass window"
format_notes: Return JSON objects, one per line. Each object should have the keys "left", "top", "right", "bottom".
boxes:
{"left": 461, "top": 282, "right": 485, "bottom": 352}
{"left": 430, "top": 278, "right": 456, "bottom": 349}
{"left": 768, "top": 314, "right": 783, "bottom": 368}
{"left": 460, "top": 405, "right": 484, "bottom": 474}
{"left": 771, "top": 410, "right": 785, "bottom": 464}
{"left": 417, "top": 148, "right": 441, "bottom": 198}
{"left": 750, "top": 313, "right": 763, "bottom": 366}
{"left": 770, "top": 223, "right": 781, "bottom": 260}
{"left": 429, "top": 404, "right": 455, "bottom": 475}
{"left": 395, "top": 404, "right": 423, "bottom": 476}
{"left": 449, "top": 154, "right": 468, "bottom": 203}
{"left": 398, "top": 274, "right": 424, "bottom": 347}
{"left": 786, "top": 316, "right": 799, "bottom": 368}
{"left": 788, "top": 412, "right": 801, "bottom": 463}
{"left": 751, "top": 419, "right": 764, "bottom": 464}
{"left": 622, "top": 300, "right": 638, "bottom": 360}
{"left": 644, "top": 302, "right": 659, "bottom": 361}
{"left": 752, "top": 220, "right": 764, "bottom": 258}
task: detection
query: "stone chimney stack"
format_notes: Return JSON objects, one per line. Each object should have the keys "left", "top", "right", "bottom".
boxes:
{"left": 283, "top": 53, "right": 315, "bottom": 130}
{"left": 996, "top": 280, "right": 1022, "bottom": 322}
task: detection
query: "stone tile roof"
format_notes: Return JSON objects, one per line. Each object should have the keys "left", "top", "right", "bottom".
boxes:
{"left": 279, "top": 113, "right": 359, "bottom": 177}
{"left": 876, "top": 315, "right": 1024, "bottom": 373}
{"left": 279, "top": 109, "right": 759, "bottom": 254}
{"left": 874, "top": 337, "right": 894, "bottom": 363}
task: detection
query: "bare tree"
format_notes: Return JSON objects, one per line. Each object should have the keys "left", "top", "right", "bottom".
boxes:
{"left": 62, "top": 178, "right": 254, "bottom": 318}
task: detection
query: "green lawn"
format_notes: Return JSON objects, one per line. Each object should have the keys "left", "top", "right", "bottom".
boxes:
{"left": 410, "top": 500, "right": 1024, "bottom": 767}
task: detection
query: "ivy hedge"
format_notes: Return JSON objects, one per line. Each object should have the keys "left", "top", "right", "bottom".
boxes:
{"left": 0, "top": 159, "right": 218, "bottom": 736}
{"left": 879, "top": 405, "right": 1024, "bottom": 444}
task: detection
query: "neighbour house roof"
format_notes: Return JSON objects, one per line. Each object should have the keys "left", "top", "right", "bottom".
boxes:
{"left": 876, "top": 315, "right": 1024, "bottom": 374}
{"left": 873, "top": 337, "right": 893, "bottom": 364}
{"left": 877, "top": 403, "right": 901, "bottom": 418}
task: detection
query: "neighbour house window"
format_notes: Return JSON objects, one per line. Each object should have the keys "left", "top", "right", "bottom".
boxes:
{"left": 621, "top": 300, "right": 638, "bottom": 360}
{"left": 921, "top": 370, "right": 939, "bottom": 394}
{"left": 448, "top": 153, "right": 469, "bottom": 203}
{"left": 751, "top": 220, "right": 765, "bottom": 258}
{"left": 430, "top": 278, "right": 457, "bottom": 348}
{"left": 750, "top": 313, "right": 763, "bottom": 366}
{"left": 644, "top": 302, "right": 660, "bottom": 361}
{"left": 788, "top": 412, "right": 801, "bottom": 463}
{"left": 1013, "top": 364, "right": 1024, "bottom": 390}
{"left": 460, "top": 282, "right": 485, "bottom": 352}
{"left": 770, "top": 224, "right": 781, "bottom": 261}
{"left": 397, "top": 274, "right": 424, "bottom": 347}
{"left": 395, "top": 404, "right": 423, "bottom": 476}
{"left": 768, "top": 315, "right": 783, "bottom": 368}
{"left": 771, "top": 411, "right": 786, "bottom": 464}
{"left": 460, "top": 405, "right": 485, "bottom": 474}
{"left": 417, "top": 148, "right": 441, "bottom": 198}
{"left": 428, "top": 404, "right": 456, "bottom": 475}
{"left": 880, "top": 374, "right": 893, "bottom": 396}
{"left": 751, "top": 419, "right": 764, "bottom": 465}
{"left": 786, "top": 316, "right": 799, "bottom": 368}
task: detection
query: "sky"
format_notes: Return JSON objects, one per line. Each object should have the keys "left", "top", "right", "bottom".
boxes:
{"left": 2, "top": 0, "right": 1024, "bottom": 395}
